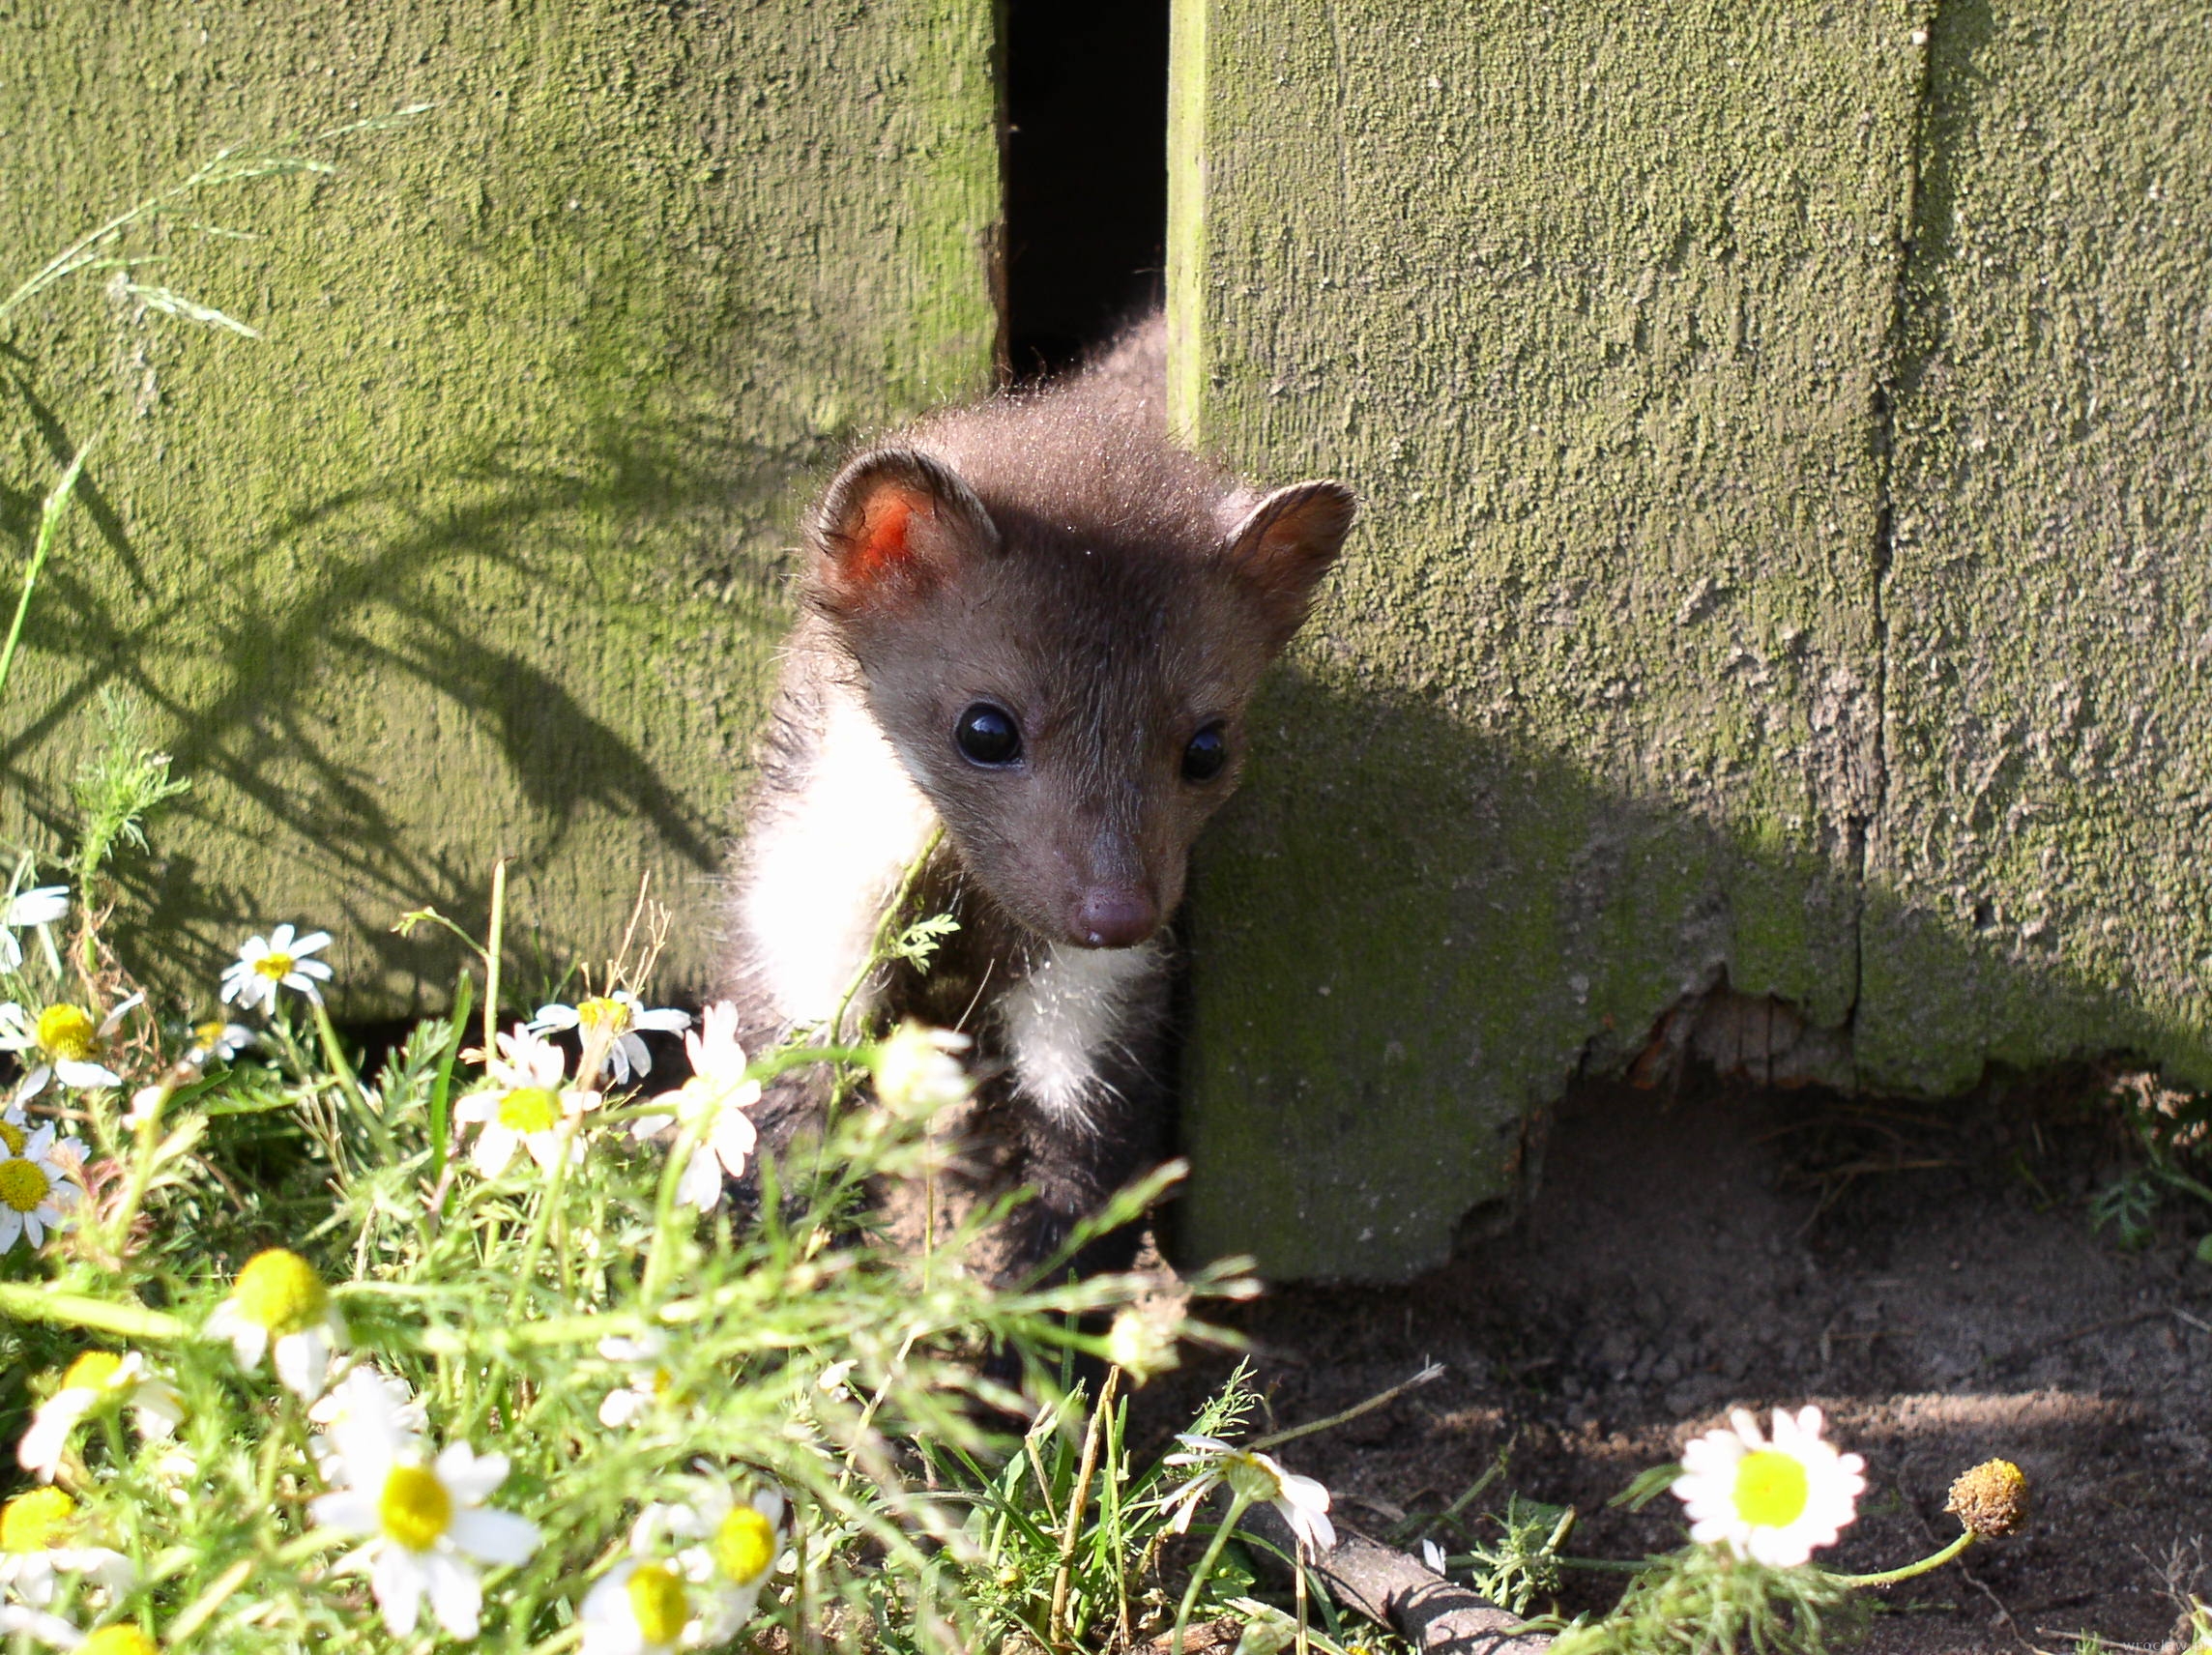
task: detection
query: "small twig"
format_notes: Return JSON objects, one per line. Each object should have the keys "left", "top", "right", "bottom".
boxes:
{"left": 1048, "top": 1366, "right": 1120, "bottom": 1648}
{"left": 1253, "top": 1361, "right": 1445, "bottom": 1452}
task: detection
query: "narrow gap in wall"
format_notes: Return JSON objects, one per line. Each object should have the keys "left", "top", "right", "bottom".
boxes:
{"left": 1001, "top": 0, "right": 1171, "bottom": 381}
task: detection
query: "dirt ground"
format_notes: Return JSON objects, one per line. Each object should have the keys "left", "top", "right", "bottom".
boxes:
{"left": 1136, "top": 1069, "right": 2212, "bottom": 1654}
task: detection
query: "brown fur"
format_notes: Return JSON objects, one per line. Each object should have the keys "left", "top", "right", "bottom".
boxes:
{"left": 718, "top": 315, "right": 1353, "bottom": 1275}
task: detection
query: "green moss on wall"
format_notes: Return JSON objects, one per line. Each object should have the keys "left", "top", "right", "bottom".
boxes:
{"left": 0, "top": 1, "right": 999, "bottom": 1014}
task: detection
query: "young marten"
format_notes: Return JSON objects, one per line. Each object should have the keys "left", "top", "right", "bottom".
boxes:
{"left": 718, "top": 317, "right": 1354, "bottom": 1276}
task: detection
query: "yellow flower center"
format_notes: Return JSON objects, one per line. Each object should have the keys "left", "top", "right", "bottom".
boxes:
{"left": 194, "top": 1021, "right": 229, "bottom": 1046}
{"left": 712, "top": 1505, "right": 777, "bottom": 1586}
{"left": 575, "top": 996, "right": 631, "bottom": 1034}
{"left": 0, "top": 1119, "right": 25, "bottom": 1155}
{"left": 651, "top": 1367, "right": 674, "bottom": 1398}
{"left": 0, "top": 1487, "right": 75, "bottom": 1552}
{"left": 80, "top": 1629, "right": 160, "bottom": 1655}
{"left": 252, "top": 950, "right": 295, "bottom": 982}
{"left": 378, "top": 1465, "right": 452, "bottom": 1553}
{"left": 496, "top": 1086, "right": 561, "bottom": 1134}
{"left": 1732, "top": 1449, "right": 1811, "bottom": 1529}
{"left": 0, "top": 1158, "right": 48, "bottom": 1213}
{"left": 35, "top": 1003, "right": 98, "bottom": 1063}
{"left": 231, "top": 1248, "right": 330, "bottom": 1334}
{"left": 1223, "top": 1451, "right": 1285, "bottom": 1505}
{"left": 626, "top": 1561, "right": 689, "bottom": 1644}
{"left": 62, "top": 1351, "right": 126, "bottom": 1394}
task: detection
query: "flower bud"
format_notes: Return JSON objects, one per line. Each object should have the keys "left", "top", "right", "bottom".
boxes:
{"left": 1945, "top": 1459, "right": 2029, "bottom": 1538}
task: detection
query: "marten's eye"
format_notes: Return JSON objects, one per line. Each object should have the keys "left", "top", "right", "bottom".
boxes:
{"left": 1181, "top": 722, "right": 1229, "bottom": 783}
{"left": 954, "top": 703, "right": 1023, "bottom": 767}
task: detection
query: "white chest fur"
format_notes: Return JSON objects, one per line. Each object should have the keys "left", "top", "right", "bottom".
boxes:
{"left": 740, "top": 689, "right": 938, "bottom": 1034}
{"left": 999, "top": 941, "right": 1166, "bottom": 1129}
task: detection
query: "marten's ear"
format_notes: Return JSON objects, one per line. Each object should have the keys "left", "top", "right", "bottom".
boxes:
{"left": 807, "top": 449, "right": 999, "bottom": 614}
{"left": 1222, "top": 480, "right": 1356, "bottom": 645}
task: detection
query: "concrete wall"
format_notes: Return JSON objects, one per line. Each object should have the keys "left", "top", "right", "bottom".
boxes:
{"left": 0, "top": 1, "right": 999, "bottom": 1013}
{"left": 1171, "top": 0, "right": 2212, "bottom": 1278}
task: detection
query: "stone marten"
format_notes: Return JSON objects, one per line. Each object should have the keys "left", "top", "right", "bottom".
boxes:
{"left": 719, "top": 316, "right": 1354, "bottom": 1276}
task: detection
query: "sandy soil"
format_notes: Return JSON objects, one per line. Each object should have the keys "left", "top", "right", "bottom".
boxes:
{"left": 1137, "top": 1069, "right": 2212, "bottom": 1653}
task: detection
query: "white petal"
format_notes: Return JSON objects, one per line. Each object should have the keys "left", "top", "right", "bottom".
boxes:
{"left": 294, "top": 957, "right": 335, "bottom": 981}
{"left": 434, "top": 1442, "right": 509, "bottom": 1505}
{"left": 310, "top": 1490, "right": 381, "bottom": 1533}
{"left": 634, "top": 1008, "right": 691, "bottom": 1033}
{"left": 373, "top": 1543, "right": 426, "bottom": 1638}
{"left": 677, "top": 1146, "right": 724, "bottom": 1211}
{"left": 449, "top": 1505, "right": 541, "bottom": 1567}
{"left": 0, "top": 1207, "right": 22, "bottom": 1253}
{"left": 531, "top": 1003, "right": 580, "bottom": 1031}
{"left": 275, "top": 1329, "right": 333, "bottom": 1400}
{"left": 472, "top": 1126, "right": 520, "bottom": 1177}
{"left": 96, "top": 993, "right": 144, "bottom": 1035}
{"left": 53, "top": 1060, "right": 120, "bottom": 1089}
{"left": 292, "top": 930, "right": 334, "bottom": 956}
{"left": 0, "top": 1601, "right": 87, "bottom": 1645}
{"left": 422, "top": 1551, "right": 485, "bottom": 1638}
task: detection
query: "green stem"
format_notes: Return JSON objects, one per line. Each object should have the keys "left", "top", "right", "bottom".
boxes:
{"left": 1172, "top": 1487, "right": 1255, "bottom": 1655}
{"left": 1829, "top": 1526, "right": 1976, "bottom": 1589}
{"left": 0, "top": 444, "right": 93, "bottom": 707}
{"left": 0, "top": 1285, "right": 186, "bottom": 1341}
{"left": 483, "top": 857, "right": 508, "bottom": 1058}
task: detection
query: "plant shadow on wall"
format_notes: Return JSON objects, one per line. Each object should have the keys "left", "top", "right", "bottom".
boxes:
{"left": 0, "top": 401, "right": 801, "bottom": 1001}
{"left": 1179, "top": 662, "right": 2190, "bottom": 1278}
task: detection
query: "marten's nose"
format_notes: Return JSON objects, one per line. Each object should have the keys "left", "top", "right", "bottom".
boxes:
{"left": 1074, "top": 886, "right": 1157, "bottom": 948}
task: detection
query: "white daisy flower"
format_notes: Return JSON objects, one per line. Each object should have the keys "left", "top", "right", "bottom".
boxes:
{"left": 1161, "top": 1436, "right": 1335, "bottom": 1554}
{"left": 0, "top": 886, "right": 68, "bottom": 974}
{"left": 580, "top": 1560, "right": 694, "bottom": 1655}
{"left": 0, "top": 1122, "right": 83, "bottom": 1255}
{"left": 308, "top": 1364, "right": 429, "bottom": 1484}
{"left": 452, "top": 1025, "right": 597, "bottom": 1178}
{"left": 0, "top": 1489, "right": 133, "bottom": 1607}
{"left": 869, "top": 1022, "right": 972, "bottom": 1114}
{"left": 218, "top": 923, "right": 335, "bottom": 1013}
{"left": 629, "top": 1475, "right": 786, "bottom": 1643}
{"left": 17, "top": 1351, "right": 184, "bottom": 1482}
{"left": 529, "top": 992, "right": 690, "bottom": 1085}
{"left": 629, "top": 1002, "right": 762, "bottom": 1211}
{"left": 205, "top": 1248, "right": 347, "bottom": 1401}
{"left": 1673, "top": 1406, "right": 1867, "bottom": 1567}
{"left": 185, "top": 1020, "right": 257, "bottom": 1063}
{"left": 597, "top": 1333, "right": 679, "bottom": 1430}
{"left": 307, "top": 1376, "right": 543, "bottom": 1640}
{"left": 0, "top": 995, "right": 143, "bottom": 1098}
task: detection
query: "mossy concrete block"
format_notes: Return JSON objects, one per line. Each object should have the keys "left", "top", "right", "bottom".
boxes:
{"left": 0, "top": 1, "right": 998, "bottom": 1014}
{"left": 1169, "top": 1, "right": 1933, "bottom": 1279}
{"left": 1863, "top": 3, "right": 2212, "bottom": 1093}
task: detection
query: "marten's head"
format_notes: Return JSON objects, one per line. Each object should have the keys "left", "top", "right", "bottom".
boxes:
{"left": 802, "top": 413, "right": 1353, "bottom": 952}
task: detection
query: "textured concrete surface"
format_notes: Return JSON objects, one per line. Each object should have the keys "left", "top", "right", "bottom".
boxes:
{"left": 0, "top": 1, "right": 998, "bottom": 1014}
{"left": 1864, "top": 4, "right": 2212, "bottom": 1093}
{"left": 1170, "top": 0, "right": 2212, "bottom": 1280}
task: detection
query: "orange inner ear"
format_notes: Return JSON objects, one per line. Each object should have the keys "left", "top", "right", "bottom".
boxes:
{"left": 850, "top": 487, "right": 929, "bottom": 585}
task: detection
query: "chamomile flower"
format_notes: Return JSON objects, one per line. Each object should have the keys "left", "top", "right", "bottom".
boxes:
{"left": 308, "top": 1365, "right": 429, "bottom": 1484}
{"left": 1161, "top": 1436, "right": 1335, "bottom": 1554}
{"left": 0, "top": 1122, "right": 83, "bottom": 1255}
{"left": 869, "top": 1022, "right": 971, "bottom": 1114}
{"left": 184, "top": 1020, "right": 256, "bottom": 1064}
{"left": 17, "top": 1352, "right": 184, "bottom": 1482}
{"left": 597, "top": 1333, "right": 684, "bottom": 1429}
{"left": 453, "top": 1025, "right": 597, "bottom": 1178}
{"left": 630, "top": 1475, "right": 787, "bottom": 1642}
{"left": 206, "top": 1248, "right": 346, "bottom": 1401}
{"left": 629, "top": 1002, "right": 761, "bottom": 1210}
{"left": 580, "top": 1560, "right": 694, "bottom": 1655}
{"left": 1673, "top": 1406, "right": 1866, "bottom": 1567}
{"left": 0, "top": 995, "right": 142, "bottom": 1098}
{"left": 218, "top": 923, "right": 334, "bottom": 1013}
{"left": 307, "top": 1377, "right": 542, "bottom": 1640}
{"left": 0, "top": 1489, "right": 133, "bottom": 1607}
{"left": 530, "top": 992, "right": 690, "bottom": 1085}
{"left": 0, "top": 886, "right": 68, "bottom": 973}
